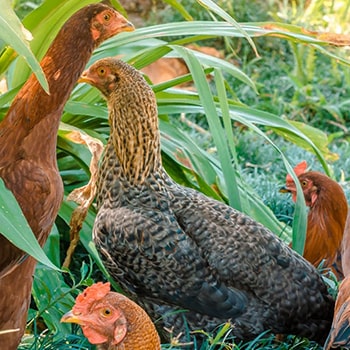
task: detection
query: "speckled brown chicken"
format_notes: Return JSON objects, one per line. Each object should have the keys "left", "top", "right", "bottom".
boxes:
{"left": 0, "top": 5, "right": 133, "bottom": 348}
{"left": 61, "top": 282, "right": 161, "bottom": 350}
{"left": 79, "top": 58, "right": 334, "bottom": 344}
{"left": 281, "top": 161, "right": 348, "bottom": 279}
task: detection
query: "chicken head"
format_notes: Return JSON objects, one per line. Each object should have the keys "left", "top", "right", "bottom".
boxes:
{"left": 61, "top": 282, "right": 127, "bottom": 345}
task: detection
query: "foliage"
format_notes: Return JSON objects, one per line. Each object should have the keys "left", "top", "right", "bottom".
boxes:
{"left": 0, "top": 0, "right": 349, "bottom": 348}
{"left": 0, "top": 0, "right": 48, "bottom": 91}
{"left": 232, "top": 0, "right": 350, "bottom": 135}
{"left": 0, "top": 179, "right": 59, "bottom": 271}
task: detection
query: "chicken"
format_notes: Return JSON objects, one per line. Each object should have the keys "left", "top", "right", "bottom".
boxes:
{"left": 141, "top": 45, "right": 223, "bottom": 87}
{"left": 281, "top": 160, "right": 348, "bottom": 278}
{"left": 323, "top": 214, "right": 350, "bottom": 349}
{"left": 324, "top": 277, "right": 350, "bottom": 349}
{"left": 281, "top": 161, "right": 350, "bottom": 348}
{"left": 0, "top": 5, "right": 133, "bottom": 348}
{"left": 342, "top": 213, "right": 350, "bottom": 277}
{"left": 79, "top": 58, "right": 334, "bottom": 344}
{"left": 61, "top": 282, "right": 160, "bottom": 350}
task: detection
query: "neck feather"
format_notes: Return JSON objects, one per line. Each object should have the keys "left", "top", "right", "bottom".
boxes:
{"left": 108, "top": 86, "right": 161, "bottom": 183}
{"left": 308, "top": 186, "right": 348, "bottom": 240}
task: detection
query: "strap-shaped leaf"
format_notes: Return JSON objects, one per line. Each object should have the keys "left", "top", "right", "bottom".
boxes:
{"left": 0, "top": 178, "right": 60, "bottom": 271}
{"left": 0, "top": 0, "right": 48, "bottom": 92}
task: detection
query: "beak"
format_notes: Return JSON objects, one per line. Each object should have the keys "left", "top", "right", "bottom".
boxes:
{"left": 279, "top": 186, "right": 291, "bottom": 194}
{"left": 78, "top": 71, "right": 93, "bottom": 84}
{"left": 122, "top": 21, "right": 134, "bottom": 32}
{"left": 61, "top": 310, "right": 84, "bottom": 325}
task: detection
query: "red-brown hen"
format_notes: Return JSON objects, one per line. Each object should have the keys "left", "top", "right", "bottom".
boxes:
{"left": 61, "top": 282, "right": 161, "bottom": 350}
{"left": 0, "top": 4, "right": 133, "bottom": 348}
{"left": 281, "top": 160, "right": 348, "bottom": 279}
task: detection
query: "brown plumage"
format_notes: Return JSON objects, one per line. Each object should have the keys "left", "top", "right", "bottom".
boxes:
{"left": 323, "top": 214, "right": 350, "bottom": 349}
{"left": 324, "top": 277, "right": 350, "bottom": 349}
{"left": 342, "top": 213, "right": 350, "bottom": 277}
{"left": 281, "top": 161, "right": 348, "bottom": 278}
{"left": 141, "top": 44, "right": 223, "bottom": 87}
{"left": 61, "top": 282, "right": 160, "bottom": 350}
{"left": 79, "top": 58, "right": 334, "bottom": 344}
{"left": 281, "top": 162, "right": 350, "bottom": 348}
{"left": 0, "top": 5, "right": 133, "bottom": 348}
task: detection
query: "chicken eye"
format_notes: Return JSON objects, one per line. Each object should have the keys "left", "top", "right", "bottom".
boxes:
{"left": 101, "top": 308, "right": 112, "bottom": 317}
{"left": 98, "top": 67, "right": 106, "bottom": 76}
{"left": 301, "top": 180, "right": 307, "bottom": 187}
{"left": 103, "top": 12, "right": 111, "bottom": 22}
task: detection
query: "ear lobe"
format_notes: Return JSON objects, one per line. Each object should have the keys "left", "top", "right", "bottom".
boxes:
{"left": 112, "top": 322, "right": 127, "bottom": 344}
{"left": 310, "top": 191, "right": 318, "bottom": 207}
{"left": 108, "top": 81, "right": 116, "bottom": 93}
{"left": 91, "top": 25, "right": 101, "bottom": 41}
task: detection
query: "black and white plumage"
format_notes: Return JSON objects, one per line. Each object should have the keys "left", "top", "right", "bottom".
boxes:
{"left": 79, "top": 58, "right": 334, "bottom": 344}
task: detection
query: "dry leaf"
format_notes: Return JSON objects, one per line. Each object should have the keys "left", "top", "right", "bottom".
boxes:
{"left": 63, "top": 131, "right": 104, "bottom": 268}
{"left": 316, "top": 32, "right": 350, "bottom": 46}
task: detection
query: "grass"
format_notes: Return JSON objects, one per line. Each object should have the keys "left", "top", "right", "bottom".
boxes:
{"left": 19, "top": 322, "right": 325, "bottom": 350}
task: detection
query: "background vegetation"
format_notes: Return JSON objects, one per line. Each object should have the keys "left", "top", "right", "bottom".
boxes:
{"left": 1, "top": 0, "right": 350, "bottom": 348}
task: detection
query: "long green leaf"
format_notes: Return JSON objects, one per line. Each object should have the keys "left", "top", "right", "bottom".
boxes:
{"left": 0, "top": 179, "right": 60, "bottom": 271}
{"left": 0, "top": 0, "right": 48, "bottom": 92}
{"left": 214, "top": 68, "right": 249, "bottom": 211}
{"left": 175, "top": 46, "right": 242, "bottom": 210}
{"left": 163, "top": 0, "right": 193, "bottom": 20}
{"left": 197, "top": 0, "right": 259, "bottom": 56}
{"left": 155, "top": 94, "right": 330, "bottom": 169}
{"left": 273, "top": 120, "right": 337, "bottom": 164}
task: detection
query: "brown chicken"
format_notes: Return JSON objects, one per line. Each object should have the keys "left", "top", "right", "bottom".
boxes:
{"left": 324, "top": 276, "right": 350, "bottom": 349}
{"left": 323, "top": 214, "right": 350, "bottom": 349}
{"left": 0, "top": 5, "right": 133, "bottom": 348}
{"left": 281, "top": 160, "right": 348, "bottom": 278}
{"left": 79, "top": 58, "right": 334, "bottom": 345}
{"left": 342, "top": 214, "right": 350, "bottom": 277}
{"left": 141, "top": 45, "right": 223, "bottom": 87}
{"left": 61, "top": 282, "right": 161, "bottom": 350}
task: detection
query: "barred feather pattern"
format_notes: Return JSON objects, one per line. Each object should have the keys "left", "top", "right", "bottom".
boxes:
{"left": 83, "top": 58, "right": 334, "bottom": 344}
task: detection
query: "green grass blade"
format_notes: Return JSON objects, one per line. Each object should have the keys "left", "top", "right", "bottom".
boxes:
{"left": 214, "top": 68, "right": 248, "bottom": 212}
{"left": 174, "top": 46, "right": 242, "bottom": 210}
{"left": 198, "top": 0, "right": 259, "bottom": 56}
{"left": 163, "top": 0, "right": 193, "bottom": 20}
{"left": 0, "top": 0, "right": 48, "bottom": 92}
{"left": 0, "top": 179, "right": 60, "bottom": 271}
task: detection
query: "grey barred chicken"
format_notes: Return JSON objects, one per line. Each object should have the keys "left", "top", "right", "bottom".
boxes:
{"left": 79, "top": 58, "right": 334, "bottom": 344}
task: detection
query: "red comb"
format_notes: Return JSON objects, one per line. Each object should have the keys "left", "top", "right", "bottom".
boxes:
{"left": 73, "top": 282, "right": 111, "bottom": 313}
{"left": 286, "top": 160, "right": 308, "bottom": 183}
